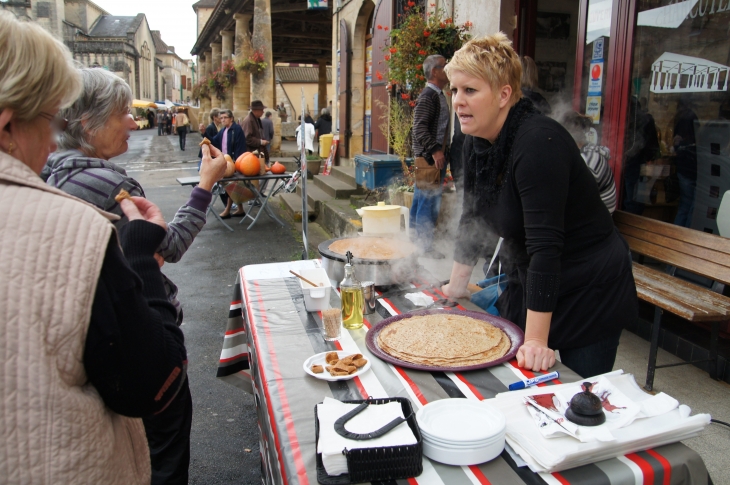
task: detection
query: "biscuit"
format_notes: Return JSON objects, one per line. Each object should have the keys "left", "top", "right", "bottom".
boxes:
{"left": 311, "top": 365, "right": 324, "bottom": 374}
{"left": 114, "top": 189, "right": 131, "bottom": 203}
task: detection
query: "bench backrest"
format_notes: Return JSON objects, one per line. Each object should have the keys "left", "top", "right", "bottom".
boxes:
{"left": 613, "top": 210, "right": 730, "bottom": 286}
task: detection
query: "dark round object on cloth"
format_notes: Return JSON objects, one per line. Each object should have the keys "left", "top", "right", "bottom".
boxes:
{"left": 565, "top": 382, "right": 606, "bottom": 427}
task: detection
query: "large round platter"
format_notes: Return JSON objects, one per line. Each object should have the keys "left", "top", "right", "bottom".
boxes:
{"left": 365, "top": 309, "right": 524, "bottom": 372}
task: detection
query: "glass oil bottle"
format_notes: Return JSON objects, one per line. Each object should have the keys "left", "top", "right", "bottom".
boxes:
{"left": 340, "top": 251, "right": 364, "bottom": 329}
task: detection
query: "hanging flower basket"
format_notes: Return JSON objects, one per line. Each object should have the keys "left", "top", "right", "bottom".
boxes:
{"left": 221, "top": 59, "right": 237, "bottom": 89}
{"left": 236, "top": 50, "right": 268, "bottom": 74}
{"left": 383, "top": 6, "right": 471, "bottom": 100}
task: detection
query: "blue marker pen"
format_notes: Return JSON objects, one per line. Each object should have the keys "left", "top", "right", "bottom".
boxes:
{"left": 508, "top": 371, "right": 560, "bottom": 391}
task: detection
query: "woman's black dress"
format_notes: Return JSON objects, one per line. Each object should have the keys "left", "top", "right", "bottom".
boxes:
{"left": 455, "top": 108, "right": 637, "bottom": 351}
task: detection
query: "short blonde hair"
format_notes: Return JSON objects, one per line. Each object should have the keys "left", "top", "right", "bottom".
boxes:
{"left": 445, "top": 32, "right": 522, "bottom": 105}
{"left": 0, "top": 11, "right": 81, "bottom": 122}
{"left": 521, "top": 56, "right": 539, "bottom": 89}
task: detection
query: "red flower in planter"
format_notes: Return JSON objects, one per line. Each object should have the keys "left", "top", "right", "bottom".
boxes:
{"left": 401, "top": 93, "right": 410, "bottom": 100}
{"left": 418, "top": 50, "right": 427, "bottom": 55}
{"left": 384, "top": 54, "right": 391, "bottom": 61}
{"left": 377, "top": 24, "right": 383, "bottom": 30}
{"left": 376, "top": 71, "right": 383, "bottom": 80}
{"left": 415, "top": 42, "right": 421, "bottom": 48}
{"left": 384, "top": 26, "right": 389, "bottom": 31}
{"left": 407, "top": 1, "right": 415, "bottom": 6}
{"left": 389, "top": 47, "right": 397, "bottom": 53}
{"left": 423, "top": 31, "right": 431, "bottom": 37}
{"left": 409, "top": 101, "right": 416, "bottom": 107}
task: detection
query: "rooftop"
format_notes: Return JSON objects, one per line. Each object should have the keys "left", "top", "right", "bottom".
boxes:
{"left": 89, "top": 14, "right": 144, "bottom": 37}
{"left": 276, "top": 65, "right": 332, "bottom": 83}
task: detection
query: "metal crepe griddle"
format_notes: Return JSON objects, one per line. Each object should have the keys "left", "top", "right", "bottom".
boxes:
{"left": 318, "top": 237, "right": 419, "bottom": 286}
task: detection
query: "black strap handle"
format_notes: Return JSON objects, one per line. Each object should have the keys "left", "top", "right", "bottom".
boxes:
{"left": 334, "top": 400, "right": 411, "bottom": 441}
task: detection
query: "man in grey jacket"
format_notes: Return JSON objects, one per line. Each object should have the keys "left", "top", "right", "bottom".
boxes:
{"left": 411, "top": 54, "right": 450, "bottom": 259}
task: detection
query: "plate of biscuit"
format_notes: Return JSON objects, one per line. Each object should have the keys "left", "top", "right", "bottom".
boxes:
{"left": 303, "top": 351, "right": 371, "bottom": 381}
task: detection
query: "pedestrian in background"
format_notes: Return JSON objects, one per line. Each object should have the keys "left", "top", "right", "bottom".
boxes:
{"left": 314, "top": 107, "right": 332, "bottom": 138}
{"left": 262, "top": 110, "right": 274, "bottom": 155}
{"left": 410, "top": 54, "right": 450, "bottom": 259}
{"left": 0, "top": 12, "right": 188, "bottom": 484}
{"left": 175, "top": 108, "right": 189, "bottom": 151}
{"left": 242, "top": 100, "right": 270, "bottom": 164}
{"left": 157, "top": 110, "right": 165, "bottom": 136}
{"left": 277, "top": 101, "right": 288, "bottom": 122}
{"left": 212, "top": 109, "right": 247, "bottom": 218}
{"left": 199, "top": 108, "right": 220, "bottom": 170}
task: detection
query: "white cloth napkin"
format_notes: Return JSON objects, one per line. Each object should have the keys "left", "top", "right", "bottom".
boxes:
{"left": 404, "top": 292, "right": 434, "bottom": 307}
{"left": 317, "top": 397, "right": 418, "bottom": 476}
{"left": 490, "top": 371, "right": 710, "bottom": 473}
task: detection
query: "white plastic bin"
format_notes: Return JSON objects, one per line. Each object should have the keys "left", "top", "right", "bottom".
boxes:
{"left": 298, "top": 268, "right": 332, "bottom": 312}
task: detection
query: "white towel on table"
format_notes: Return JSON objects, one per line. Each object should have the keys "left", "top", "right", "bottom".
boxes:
{"left": 317, "top": 397, "right": 417, "bottom": 476}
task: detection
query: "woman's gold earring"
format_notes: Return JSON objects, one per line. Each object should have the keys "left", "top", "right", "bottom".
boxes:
{"left": 7, "top": 142, "right": 13, "bottom": 155}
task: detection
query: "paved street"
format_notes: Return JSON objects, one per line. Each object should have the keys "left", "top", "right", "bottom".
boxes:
{"left": 115, "top": 129, "right": 302, "bottom": 484}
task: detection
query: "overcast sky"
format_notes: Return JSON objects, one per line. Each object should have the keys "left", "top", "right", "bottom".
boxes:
{"left": 91, "top": 0, "right": 198, "bottom": 60}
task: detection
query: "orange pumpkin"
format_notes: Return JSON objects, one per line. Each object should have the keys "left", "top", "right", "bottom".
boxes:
{"left": 235, "top": 152, "right": 260, "bottom": 176}
{"left": 270, "top": 161, "right": 286, "bottom": 174}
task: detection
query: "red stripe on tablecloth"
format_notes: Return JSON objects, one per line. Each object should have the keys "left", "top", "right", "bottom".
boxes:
{"left": 454, "top": 373, "right": 486, "bottom": 400}
{"left": 240, "top": 272, "right": 291, "bottom": 485}
{"left": 231, "top": 299, "right": 242, "bottom": 305}
{"left": 393, "top": 366, "right": 428, "bottom": 406}
{"left": 407, "top": 478, "right": 419, "bottom": 485}
{"left": 646, "top": 449, "right": 671, "bottom": 485}
{"left": 225, "top": 328, "right": 246, "bottom": 336}
{"left": 552, "top": 472, "right": 571, "bottom": 484}
{"left": 334, "top": 340, "right": 369, "bottom": 399}
{"left": 468, "top": 465, "right": 492, "bottom": 484}
{"left": 381, "top": 298, "right": 400, "bottom": 314}
{"left": 363, "top": 317, "right": 371, "bottom": 329}
{"left": 626, "top": 453, "right": 654, "bottom": 485}
{"left": 251, "top": 280, "right": 310, "bottom": 485}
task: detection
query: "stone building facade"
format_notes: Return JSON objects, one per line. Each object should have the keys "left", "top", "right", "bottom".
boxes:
{"left": 152, "top": 30, "right": 193, "bottom": 103}
{"left": 2, "top": 0, "right": 161, "bottom": 102}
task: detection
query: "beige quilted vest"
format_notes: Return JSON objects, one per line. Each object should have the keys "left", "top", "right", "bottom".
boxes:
{"left": 0, "top": 153, "right": 150, "bottom": 484}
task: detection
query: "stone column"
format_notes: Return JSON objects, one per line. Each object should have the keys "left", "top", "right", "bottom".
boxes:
{"left": 197, "top": 53, "right": 208, "bottom": 122}
{"left": 233, "top": 13, "right": 253, "bottom": 121}
{"left": 210, "top": 42, "right": 222, "bottom": 109}
{"left": 317, "top": 58, "right": 328, "bottom": 118}
{"left": 251, "top": 0, "right": 274, "bottom": 111}
{"left": 271, "top": 72, "right": 281, "bottom": 154}
{"left": 220, "top": 31, "right": 234, "bottom": 109}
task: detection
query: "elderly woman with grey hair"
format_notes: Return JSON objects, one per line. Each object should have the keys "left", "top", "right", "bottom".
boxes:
{"left": 42, "top": 67, "right": 227, "bottom": 485}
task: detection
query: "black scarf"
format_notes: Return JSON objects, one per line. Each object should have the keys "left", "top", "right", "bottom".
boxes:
{"left": 469, "top": 98, "right": 538, "bottom": 206}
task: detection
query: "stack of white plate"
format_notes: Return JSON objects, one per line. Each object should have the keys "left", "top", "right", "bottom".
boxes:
{"left": 416, "top": 399, "right": 506, "bottom": 466}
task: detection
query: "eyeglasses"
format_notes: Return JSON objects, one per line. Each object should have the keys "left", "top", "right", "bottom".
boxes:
{"left": 38, "top": 112, "right": 69, "bottom": 132}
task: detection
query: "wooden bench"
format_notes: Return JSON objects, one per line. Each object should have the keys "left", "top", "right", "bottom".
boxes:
{"left": 614, "top": 210, "right": 730, "bottom": 390}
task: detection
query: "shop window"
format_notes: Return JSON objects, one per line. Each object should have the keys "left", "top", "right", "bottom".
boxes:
{"left": 620, "top": 0, "right": 730, "bottom": 236}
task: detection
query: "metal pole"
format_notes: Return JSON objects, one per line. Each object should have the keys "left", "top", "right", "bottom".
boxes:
{"left": 301, "top": 88, "right": 309, "bottom": 260}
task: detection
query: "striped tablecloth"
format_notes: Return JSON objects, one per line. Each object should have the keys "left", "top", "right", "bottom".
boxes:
{"left": 217, "top": 260, "right": 710, "bottom": 485}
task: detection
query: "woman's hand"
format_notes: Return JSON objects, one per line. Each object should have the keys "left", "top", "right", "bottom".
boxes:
{"left": 198, "top": 143, "right": 227, "bottom": 191}
{"left": 120, "top": 196, "right": 167, "bottom": 231}
{"left": 441, "top": 262, "right": 475, "bottom": 299}
{"left": 441, "top": 283, "right": 471, "bottom": 299}
{"left": 516, "top": 339, "right": 556, "bottom": 372}
{"left": 517, "top": 309, "right": 556, "bottom": 371}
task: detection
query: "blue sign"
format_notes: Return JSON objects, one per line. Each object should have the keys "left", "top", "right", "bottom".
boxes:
{"left": 308, "top": 0, "right": 328, "bottom": 10}
{"left": 592, "top": 37, "right": 604, "bottom": 61}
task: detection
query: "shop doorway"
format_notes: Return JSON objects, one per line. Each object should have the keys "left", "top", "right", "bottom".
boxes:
{"left": 515, "top": 0, "right": 583, "bottom": 120}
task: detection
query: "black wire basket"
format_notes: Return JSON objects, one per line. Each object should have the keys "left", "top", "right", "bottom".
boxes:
{"left": 314, "top": 397, "right": 423, "bottom": 484}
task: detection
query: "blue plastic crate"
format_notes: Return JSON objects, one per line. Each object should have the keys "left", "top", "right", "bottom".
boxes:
{"left": 354, "top": 154, "right": 411, "bottom": 190}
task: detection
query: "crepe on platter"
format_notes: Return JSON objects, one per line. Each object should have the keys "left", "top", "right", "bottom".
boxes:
{"left": 328, "top": 237, "right": 417, "bottom": 260}
{"left": 377, "top": 314, "right": 510, "bottom": 367}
